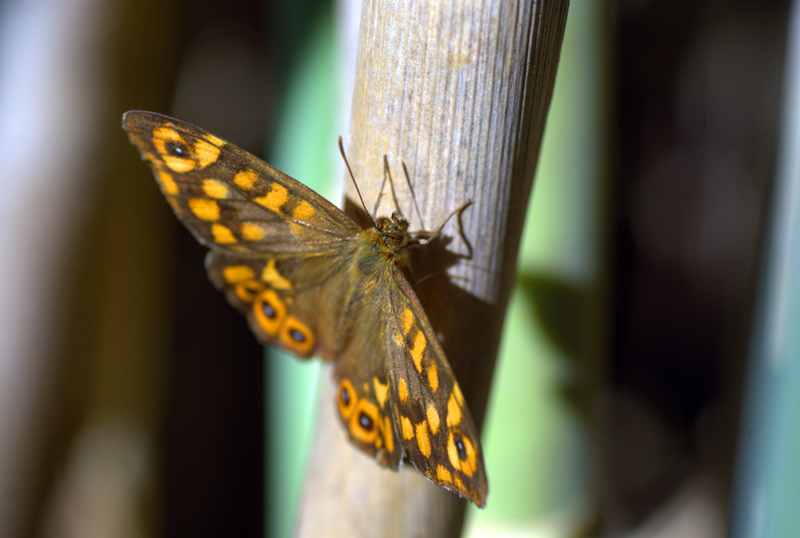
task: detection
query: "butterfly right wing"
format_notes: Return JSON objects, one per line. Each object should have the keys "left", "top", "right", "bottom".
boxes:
{"left": 382, "top": 266, "right": 488, "bottom": 506}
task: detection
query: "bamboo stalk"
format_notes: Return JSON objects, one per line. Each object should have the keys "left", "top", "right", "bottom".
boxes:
{"left": 297, "top": 0, "right": 569, "bottom": 535}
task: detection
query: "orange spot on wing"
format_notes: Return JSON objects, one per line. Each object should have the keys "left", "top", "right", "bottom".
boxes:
{"left": 401, "top": 416, "right": 414, "bottom": 440}
{"left": 202, "top": 179, "right": 228, "bottom": 199}
{"left": 402, "top": 308, "right": 414, "bottom": 335}
{"left": 255, "top": 183, "right": 288, "bottom": 213}
{"left": 241, "top": 223, "right": 265, "bottom": 241}
{"left": 427, "top": 404, "right": 440, "bottom": 435}
{"left": 373, "top": 378, "right": 389, "bottom": 408}
{"left": 453, "top": 383, "right": 464, "bottom": 405}
{"left": 415, "top": 422, "right": 431, "bottom": 458}
{"left": 398, "top": 377, "right": 409, "bottom": 402}
{"left": 204, "top": 133, "right": 225, "bottom": 147}
{"left": 188, "top": 198, "right": 220, "bottom": 221}
{"left": 383, "top": 417, "right": 394, "bottom": 453}
{"left": 211, "top": 223, "right": 236, "bottom": 244}
{"left": 157, "top": 170, "right": 179, "bottom": 195}
{"left": 192, "top": 139, "right": 221, "bottom": 168}
{"left": 163, "top": 155, "right": 194, "bottom": 173}
{"left": 234, "top": 169, "right": 258, "bottom": 190}
{"left": 427, "top": 362, "right": 439, "bottom": 392}
{"left": 293, "top": 200, "right": 316, "bottom": 221}
{"left": 436, "top": 465, "right": 453, "bottom": 485}
{"left": 447, "top": 389, "right": 463, "bottom": 427}
{"left": 223, "top": 265, "right": 256, "bottom": 284}
{"left": 261, "top": 259, "right": 292, "bottom": 290}
{"left": 410, "top": 332, "right": 426, "bottom": 372}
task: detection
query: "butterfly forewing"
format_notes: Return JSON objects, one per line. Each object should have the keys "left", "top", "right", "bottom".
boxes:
{"left": 123, "top": 111, "right": 360, "bottom": 254}
{"left": 123, "top": 110, "right": 488, "bottom": 507}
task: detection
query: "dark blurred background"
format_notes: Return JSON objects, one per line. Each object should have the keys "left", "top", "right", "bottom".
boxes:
{"left": 0, "top": 0, "right": 793, "bottom": 536}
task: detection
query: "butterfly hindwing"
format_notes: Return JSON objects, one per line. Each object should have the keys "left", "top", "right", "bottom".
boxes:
{"left": 205, "top": 249, "right": 360, "bottom": 360}
{"left": 331, "top": 326, "right": 403, "bottom": 469}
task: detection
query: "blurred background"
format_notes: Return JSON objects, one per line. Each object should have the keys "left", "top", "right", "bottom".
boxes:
{"left": 0, "top": 0, "right": 796, "bottom": 536}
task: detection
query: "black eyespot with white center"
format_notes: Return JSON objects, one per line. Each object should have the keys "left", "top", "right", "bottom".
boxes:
{"left": 454, "top": 433, "right": 467, "bottom": 461}
{"left": 358, "top": 411, "right": 374, "bottom": 432}
{"left": 262, "top": 300, "right": 277, "bottom": 319}
{"left": 289, "top": 328, "right": 305, "bottom": 343}
{"left": 165, "top": 140, "right": 188, "bottom": 157}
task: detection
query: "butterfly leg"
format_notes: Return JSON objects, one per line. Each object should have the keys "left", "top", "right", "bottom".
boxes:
{"left": 413, "top": 200, "right": 473, "bottom": 251}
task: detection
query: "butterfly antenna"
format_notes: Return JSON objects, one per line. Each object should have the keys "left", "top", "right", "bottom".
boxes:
{"left": 402, "top": 161, "right": 426, "bottom": 230}
{"left": 372, "top": 156, "right": 391, "bottom": 220}
{"left": 383, "top": 156, "right": 403, "bottom": 218}
{"left": 338, "top": 137, "right": 375, "bottom": 227}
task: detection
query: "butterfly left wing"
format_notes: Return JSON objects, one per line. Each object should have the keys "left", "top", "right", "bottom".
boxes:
{"left": 382, "top": 266, "right": 488, "bottom": 507}
{"left": 123, "top": 110, "right": 365, "bottom": 360}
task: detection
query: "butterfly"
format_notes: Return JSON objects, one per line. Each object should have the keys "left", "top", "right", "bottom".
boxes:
{"left": 122, "top": 110, "right": 488, "bottom": 507}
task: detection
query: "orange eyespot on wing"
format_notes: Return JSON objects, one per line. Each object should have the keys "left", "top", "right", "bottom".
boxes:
{"left": 335, "top": 376, "right": 400, "bottom": 469}
{"left": 281, "top": 316, "right": 315, "bottom": 355}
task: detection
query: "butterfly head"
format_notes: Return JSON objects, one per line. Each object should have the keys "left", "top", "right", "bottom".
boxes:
{"left": 374, "top": 212, "right": 410, "bottom": 250}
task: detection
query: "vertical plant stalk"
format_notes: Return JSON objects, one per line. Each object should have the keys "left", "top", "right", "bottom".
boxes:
{"left": 297, "top": 0, "right": 569, "bottom": 535}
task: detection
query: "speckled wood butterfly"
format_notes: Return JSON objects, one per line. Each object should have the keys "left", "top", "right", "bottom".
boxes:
{"left": 123, "top": 111, "right": 488, "bottom": 506}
